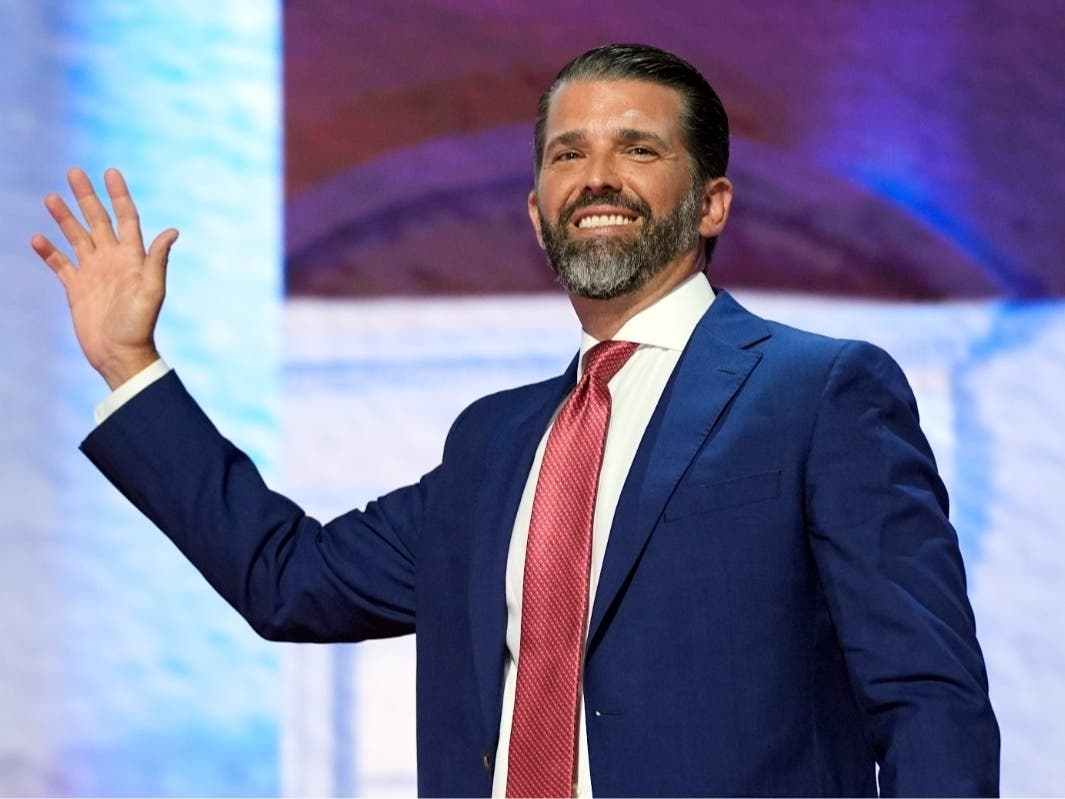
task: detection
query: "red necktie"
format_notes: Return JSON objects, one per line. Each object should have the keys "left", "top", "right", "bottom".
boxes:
{"left": 506, "top": 340, "right": 639, "bottom": 798}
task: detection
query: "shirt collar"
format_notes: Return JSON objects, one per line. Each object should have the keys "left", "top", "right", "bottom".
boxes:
{"left": 577, "top": 272, "right": 715, "bottom": 376}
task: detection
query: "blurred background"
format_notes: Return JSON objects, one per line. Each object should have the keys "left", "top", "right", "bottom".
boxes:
{"left": 3, "top": 0, "right": 1063, "bottom": 795}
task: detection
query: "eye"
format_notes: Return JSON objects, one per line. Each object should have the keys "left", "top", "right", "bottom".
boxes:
{"left": 552, "top": 150, "right": 581, "bottom": 163}
{"left": 628, "top": 146, "right": 658, "bottom": 158}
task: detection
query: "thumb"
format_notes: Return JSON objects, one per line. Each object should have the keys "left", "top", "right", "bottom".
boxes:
{"left": 145, "top": 228, "right": 179, "bottom": 287}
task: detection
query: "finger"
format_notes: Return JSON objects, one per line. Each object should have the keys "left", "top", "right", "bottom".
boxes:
{"left": 30, "top": 233, "right": 76, "bottom": 288}
{"left": 67, "top": 167, "right": 118, "bottom": 245}
{"left": 144, "top": 228, "right": 179, "bottom": 292}
{"left": 104, "top": 167, "right": 145, "bottom": 252}
{"left": 44, "top": 192, "right": 96, "bottom": 257}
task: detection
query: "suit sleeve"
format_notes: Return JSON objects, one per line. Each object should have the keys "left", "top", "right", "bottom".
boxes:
{"left": 804, "top": 340, "right": 999, "bottom": 797}
{"left": 81, "top": 370, "right": 424, "bottom": 643}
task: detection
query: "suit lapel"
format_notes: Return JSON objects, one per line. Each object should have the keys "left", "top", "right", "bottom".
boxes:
{"left": 465, "top": 291, "right": 772, "bottom": 737}
{"left": 466, "top": 358, "right": 577, "bottom": 744}
{"left": 586, "top": 291, "right": 771, "bottom": 650}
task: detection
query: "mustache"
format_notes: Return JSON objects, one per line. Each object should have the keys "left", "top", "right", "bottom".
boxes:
{"left": 558, "top": 191, "right": 652, "bottom": 227}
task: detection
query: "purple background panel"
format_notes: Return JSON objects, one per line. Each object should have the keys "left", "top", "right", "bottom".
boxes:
{"left": 284, "top": 0, "right": 1065, "bottom": 299}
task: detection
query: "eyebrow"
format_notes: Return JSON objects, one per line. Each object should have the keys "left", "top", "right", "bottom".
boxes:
{"left": 545, "top": 130, "right": 587, "bottom": 152}
{"left": 544, "top": 127, "right": 673, "bottom": 153}
{"left": 616, "top": 128, "right": 672, "bottom": 151}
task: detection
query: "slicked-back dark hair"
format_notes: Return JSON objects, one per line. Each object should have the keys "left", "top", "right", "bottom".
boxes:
{"left": 533, "top": 43, "right": 730, "bottom": 261}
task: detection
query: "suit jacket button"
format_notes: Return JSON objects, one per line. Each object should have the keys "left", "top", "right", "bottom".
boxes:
{"left": 482, "top": 751, "right": 492, "bottom": 771}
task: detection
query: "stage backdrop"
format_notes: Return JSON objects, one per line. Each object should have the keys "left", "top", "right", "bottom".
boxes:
{"left": 283, "top": 2, "right": 1065, "bottom": 796}
{"left": 3, "top": 1, "right": 1063, "bottom": 796}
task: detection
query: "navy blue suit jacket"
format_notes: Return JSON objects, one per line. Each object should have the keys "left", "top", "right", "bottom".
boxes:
{"left": 82, "top": 290, "right": 998, "bottom": 797}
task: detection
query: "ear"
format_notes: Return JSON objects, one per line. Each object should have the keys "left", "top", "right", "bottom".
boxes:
{"left": 527, "top": 189, "right": 545, "bottom": 249}
{"left": 696, "top": 177, "right": 733, "bottom": 240}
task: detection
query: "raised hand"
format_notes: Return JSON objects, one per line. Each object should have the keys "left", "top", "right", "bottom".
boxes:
{"left": 31, "top": 168, "right": 178, "bottom": 390}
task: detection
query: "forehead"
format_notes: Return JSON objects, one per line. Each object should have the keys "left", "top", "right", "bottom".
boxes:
{"left": 543, "top": 78, "right": 684, "bottom": 142}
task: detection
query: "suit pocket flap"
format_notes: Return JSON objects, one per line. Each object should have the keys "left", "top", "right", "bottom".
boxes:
{"left": 664, "top": 469, "right": 781, "bottom": 520}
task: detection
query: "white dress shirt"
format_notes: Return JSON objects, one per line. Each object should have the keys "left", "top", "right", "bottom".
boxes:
{"left": 96, "top": 273, "right": 716, "bottom": 797}
{"left": 492, "top": 273, "right": 714, "bottom": 797}
{"left": 94, "top": 358, "right": 172, "bottom": 424}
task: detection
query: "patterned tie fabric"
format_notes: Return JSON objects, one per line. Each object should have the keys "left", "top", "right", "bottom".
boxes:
{"left": 506, "top": 340, "right": 639, "bottom": 798}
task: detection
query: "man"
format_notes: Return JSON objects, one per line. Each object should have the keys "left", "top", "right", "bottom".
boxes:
{"left": 32, "top": 44, "right": 998, "bottom": 797}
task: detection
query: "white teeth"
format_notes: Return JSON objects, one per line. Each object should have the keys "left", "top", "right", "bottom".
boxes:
{"left": 577, "top": 214, "right": 635, "bottom": 229}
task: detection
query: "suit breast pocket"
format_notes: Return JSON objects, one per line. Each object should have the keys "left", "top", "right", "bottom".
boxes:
{"left": 664, "top": 469, "right": 781, "bottom": 521}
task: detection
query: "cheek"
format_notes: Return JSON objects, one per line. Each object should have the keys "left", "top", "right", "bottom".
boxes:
{"left": 538, "top": 168, "right": 587, "bottom": 210}
{"left": 538, "top": 182, "right": 569, "bottom": 215}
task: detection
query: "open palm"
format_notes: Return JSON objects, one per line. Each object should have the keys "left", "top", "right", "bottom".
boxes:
{"left": 31, "top": 167, "right": 178, "bottom": 390}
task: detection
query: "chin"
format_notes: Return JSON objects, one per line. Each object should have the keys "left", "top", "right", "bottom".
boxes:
{"left": 555, "top": 264, "right": 654, "bottom": 301}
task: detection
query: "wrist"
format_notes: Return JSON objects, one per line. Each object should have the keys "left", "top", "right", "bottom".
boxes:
{"left": 97, "top": 346, "right": 162, "bottom": 390}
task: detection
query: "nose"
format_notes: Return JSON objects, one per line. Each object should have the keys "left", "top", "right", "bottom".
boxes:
{"left": 581, "top": 151, "right": 622, "bottom": 196}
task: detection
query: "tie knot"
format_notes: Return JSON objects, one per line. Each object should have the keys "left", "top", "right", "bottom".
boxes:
{"left": 583, "top": 340, "right": 638, "bottom": 386}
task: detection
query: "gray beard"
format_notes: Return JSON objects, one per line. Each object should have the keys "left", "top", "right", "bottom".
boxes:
{"left": 539, "top": 187, "right": 702, "bottom": 300}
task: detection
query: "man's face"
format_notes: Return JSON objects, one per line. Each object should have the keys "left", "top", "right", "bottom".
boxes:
{"left": 530, "top": 78, "right": 705, "bottom": 300}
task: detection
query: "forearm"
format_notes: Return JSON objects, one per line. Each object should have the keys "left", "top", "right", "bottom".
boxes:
{"left": 81, "top": 370, "right": 418, "bottom": 642}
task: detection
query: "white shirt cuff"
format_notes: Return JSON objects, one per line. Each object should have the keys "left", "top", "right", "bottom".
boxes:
{"left": 93, "top": 359, "right": 172, "bottom": 425}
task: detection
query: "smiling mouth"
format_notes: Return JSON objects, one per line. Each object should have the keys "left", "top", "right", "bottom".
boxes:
{"left": 575, "top": 213, "right": 639, "bottom": 229}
